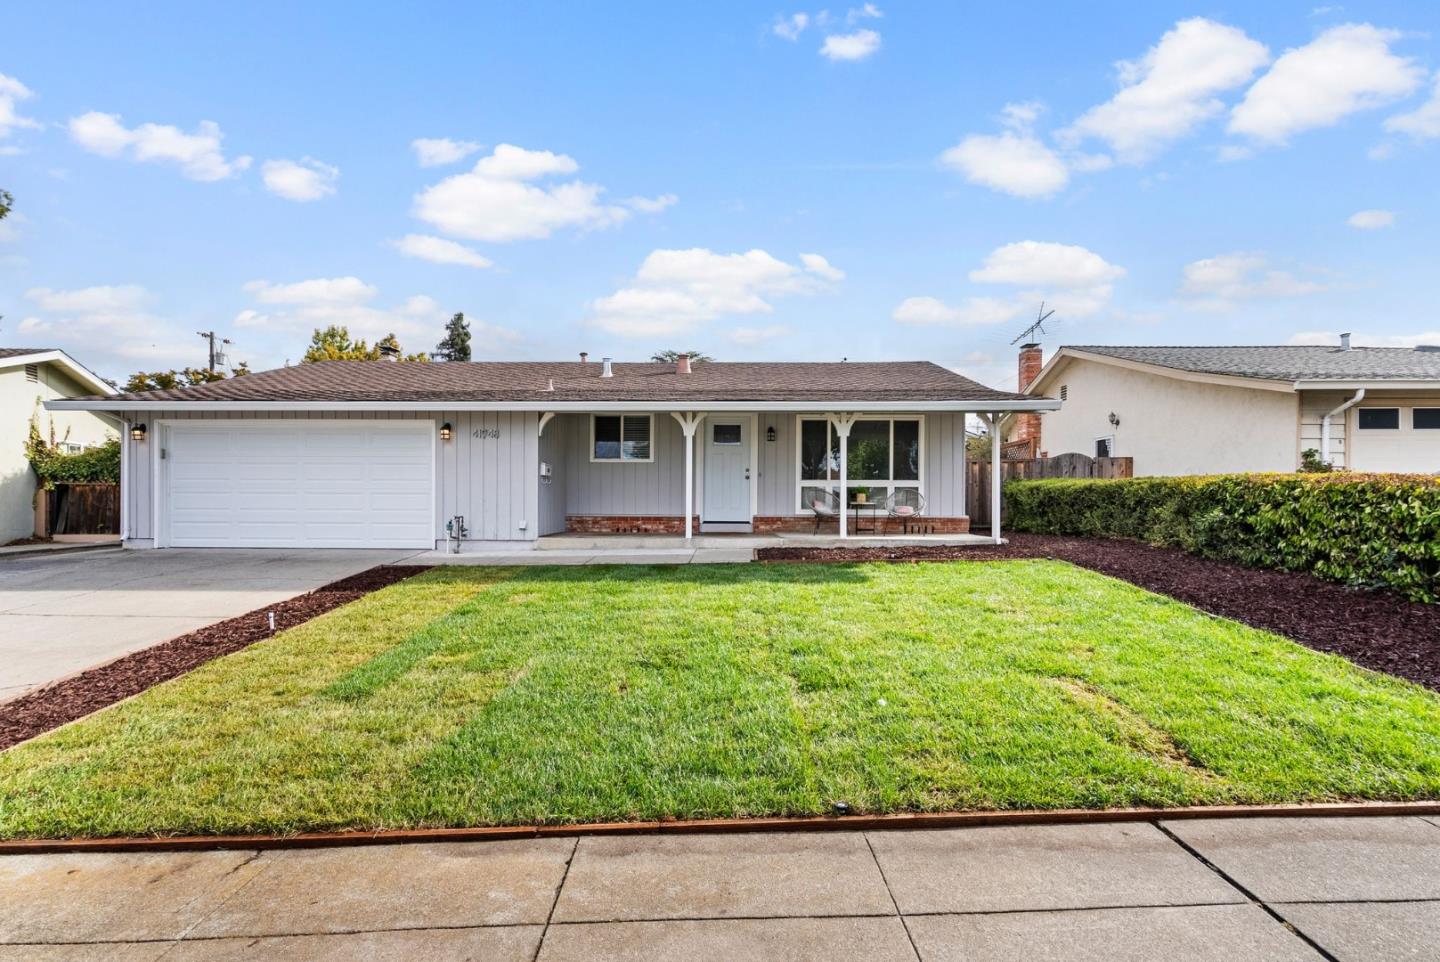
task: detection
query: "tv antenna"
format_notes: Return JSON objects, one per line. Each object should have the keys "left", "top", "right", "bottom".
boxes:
{"left": 1010, "top": 302, "right": 1056, "bottom": 345}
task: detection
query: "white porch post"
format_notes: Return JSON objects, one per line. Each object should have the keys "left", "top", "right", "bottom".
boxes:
{"left": 832, "top": 414, "right": 857, "bottom": 539}
{"left": 986, "top": 412, "right": 1002, "bottom": 545}
{"left": 670, "top": 412, "right": 704, "bottom": 539}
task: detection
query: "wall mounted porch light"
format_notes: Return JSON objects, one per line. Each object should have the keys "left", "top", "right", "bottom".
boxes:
{"left": 439, "top": 422, "right": 453, "bottom": 441}
{"left": 766, "top": 425, "right": 777, "bottom": 442}
{"left": 1108, "top": 411, "right": 1121, "bottom": 428}
{"left": 130, "top": 424, "right": 147, "bottom": 442}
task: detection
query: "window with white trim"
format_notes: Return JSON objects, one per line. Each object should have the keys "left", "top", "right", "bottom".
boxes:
{"left": 591, "top": 414, "right": 653, "bottom": 461}
{"left": 796, "top": 417, "right": 921, "bottom": 512}
{"left": 1357, "top": 408, "right": 1400, "bottom": 430}
{"left": 1095, "top": 436, "right": 1114, "bottom": 458}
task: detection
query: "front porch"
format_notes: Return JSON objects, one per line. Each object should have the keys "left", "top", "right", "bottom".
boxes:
{"left": 536, "top": 408, "right": 1003, "bottom": 544}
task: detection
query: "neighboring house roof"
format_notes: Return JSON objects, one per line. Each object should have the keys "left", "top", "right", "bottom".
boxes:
{"left": 1063, "top": 345, "right": 1440, "bottom": 382}
{"left": 52, "top": 360, "right": 1054, "bottom": 412}
{"left": 0, "top": 348, "right": 117, "bottom": 396}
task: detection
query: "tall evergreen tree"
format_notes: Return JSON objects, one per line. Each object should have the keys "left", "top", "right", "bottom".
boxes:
{"left": 434, "top": 312, "right": 472, "bottom": 361}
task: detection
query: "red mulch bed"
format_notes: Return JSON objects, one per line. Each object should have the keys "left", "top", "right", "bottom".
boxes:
{"left": 0, "top": 565, "right": 428, "bottom": 751}
{"left": 758, "top": 533, "right": 1440, "bottom": 692}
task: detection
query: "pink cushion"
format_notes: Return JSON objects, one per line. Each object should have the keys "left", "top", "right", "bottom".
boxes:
{"left": 893, "top": 505, "right": 916, "bottom": 516}
{"left": 812, "top": 500, "right": 834, "bottom": 515}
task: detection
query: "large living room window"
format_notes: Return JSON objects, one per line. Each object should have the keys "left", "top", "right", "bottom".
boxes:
{"left": 797, "top": 416, "right": 921, "bottom": 511}
{"left": 592, "top": 414, "right": 653, "bottom": 462}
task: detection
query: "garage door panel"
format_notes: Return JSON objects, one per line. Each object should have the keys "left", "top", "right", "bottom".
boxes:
{"left": 164, "top": 421, "right": 434, "bottom": 548}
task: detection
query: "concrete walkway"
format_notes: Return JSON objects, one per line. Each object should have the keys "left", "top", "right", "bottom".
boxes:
{"left": 0, "top": 548, "right": 419, "bottom": 701}
{"left": 2, "top": 816, "right": 1436, "bottom": 960}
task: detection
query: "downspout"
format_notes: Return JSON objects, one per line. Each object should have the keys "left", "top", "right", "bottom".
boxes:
{"left": 1321, "top": 389, "right": 1364, "bottom": 467}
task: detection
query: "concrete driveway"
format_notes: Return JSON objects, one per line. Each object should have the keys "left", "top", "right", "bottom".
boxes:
{"left": 0, "top": 548, "right": 421, "bottom": 701}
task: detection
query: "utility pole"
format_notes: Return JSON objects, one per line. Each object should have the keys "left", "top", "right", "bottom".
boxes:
{"left": 196, "top": 331, "right": 232, "bottom": 373}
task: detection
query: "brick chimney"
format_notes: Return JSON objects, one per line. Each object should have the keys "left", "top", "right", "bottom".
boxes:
{"left": 1009, "top": 343, "right": 1044, "bottom": 454}
{"left": 676, "top": 353, "right": 692, "bottom": 374}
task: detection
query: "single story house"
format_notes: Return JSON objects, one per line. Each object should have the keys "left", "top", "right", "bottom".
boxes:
{"left": 1011, "top": 337, "right": 1440, "bottom": 476}
{"left": 49, "top": 356, "right": 1057, "bottom": 550}
{"left": 1, "top": 348, "right": 118, "bottom": 543}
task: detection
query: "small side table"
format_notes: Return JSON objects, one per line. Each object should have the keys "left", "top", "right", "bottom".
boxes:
{"left": 848, "top": 500, "right": 881, "bottom": 533}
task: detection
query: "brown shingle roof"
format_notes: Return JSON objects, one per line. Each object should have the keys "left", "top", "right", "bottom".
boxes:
{"left": 93, "top": 360, "right": 1029, "bottom": 404}
{"left": 1068, "top": 345, "right": 1440, "bottom": 381}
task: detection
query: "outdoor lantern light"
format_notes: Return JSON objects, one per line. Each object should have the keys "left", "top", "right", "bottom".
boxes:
{"left": 766, "top": 425, "right": 777, "bottom": 442}
{"left": 1108, "top": 411, "right": 1121, "bottom": 428}
{"left": 439, "top": 422, "right": 453, "bottom": 441}
{"left": 130, "top": 424, "right": 147, "bottom": 442}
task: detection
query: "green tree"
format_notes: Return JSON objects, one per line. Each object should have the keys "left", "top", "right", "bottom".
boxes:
{"left": 124, "top": 363, "right": 249, "bottom": 393}
{"left": 650, "top": 350, "right": 713, "bottom": 363}
{"left": 303, "top": 326, "right": 427, "bottom": 362}
{"left": 0, "top": 189, "right": 12, "bottom": 221}
{"left": 434, "top": 312, "right": 472, "bottom": 361}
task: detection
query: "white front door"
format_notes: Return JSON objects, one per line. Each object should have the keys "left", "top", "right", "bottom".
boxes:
{"left": 703, "top": 419, "right": 750, "bottom": 523}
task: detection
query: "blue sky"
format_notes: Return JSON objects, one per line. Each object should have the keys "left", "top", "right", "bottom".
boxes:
{"left": 3, "top": 1, "right": 1439, "bottom": 389}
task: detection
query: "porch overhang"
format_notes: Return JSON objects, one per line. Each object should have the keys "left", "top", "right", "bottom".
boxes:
{"left": 47, "top": 398, "right": 1062, "bottom": 414}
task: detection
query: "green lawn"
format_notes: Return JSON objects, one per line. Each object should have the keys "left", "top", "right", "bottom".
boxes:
{"left": 3, "top": 560, "right": 1440, "bottom": 838}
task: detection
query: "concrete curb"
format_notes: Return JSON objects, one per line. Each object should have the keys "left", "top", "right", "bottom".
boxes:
{"left": 3, "top": 800, "right": 1438, "bottom": 854}
{"left": 0, "top": 541, "right": 122, "bottom": 561}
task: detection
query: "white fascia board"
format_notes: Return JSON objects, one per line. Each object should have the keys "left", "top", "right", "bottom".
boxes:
{"left": 1293, "top": 379, "right": 1440, "bottom": 392}
{"left": 1, "top": 350, "right": 117, "bottom": 395}
{"left": 47, "top": 397, "right": 1062, "bottom": 414}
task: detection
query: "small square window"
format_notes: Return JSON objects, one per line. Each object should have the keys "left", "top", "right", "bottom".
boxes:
{"left": 1358, "top": 408, "right": 1400, "bottom": 430}
{"left": 593, "top": 414, "right": 652, "bottom": 461}
{"left": 1095, "top": 436, "right": 1113, "bottom": 458}
{"left": 1414, "top": 408, "right": 1440, "bottom": 430}
{"left": 712, "top": 424, "right": 742, "bottom": 445}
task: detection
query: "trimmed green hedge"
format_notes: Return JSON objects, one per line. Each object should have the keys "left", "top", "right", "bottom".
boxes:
{"left": 1006, "top": 473, "right": 1440, "bottom": 603}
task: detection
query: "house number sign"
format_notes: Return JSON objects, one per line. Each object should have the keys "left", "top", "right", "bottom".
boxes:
{"left": 472, "top": 427, "right": 502, "bottom": 439}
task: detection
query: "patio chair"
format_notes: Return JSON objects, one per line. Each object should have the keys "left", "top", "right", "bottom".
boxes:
{"left": 808, "top": 489, "right": 841, "bottom": 533}
{"left": 887, "top": 489, "right": 926, "bottom": 534}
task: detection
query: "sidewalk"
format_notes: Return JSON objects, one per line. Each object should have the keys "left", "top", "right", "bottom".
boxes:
{"left": 2, "top": 815, "right": 1437, "bottom": 959}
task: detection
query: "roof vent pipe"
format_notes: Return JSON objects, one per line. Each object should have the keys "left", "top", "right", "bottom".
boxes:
{"left": 601, "top": 357, "right": 613, "bottom": 378}
{"left": 580, "top": 352, "right": 589, "bottom": 363}
{"left": 676, "top": 353, "right": 692, "bottom": 374}
{"left": 1340, "top": 332, "right": 1352, "bottom": 351}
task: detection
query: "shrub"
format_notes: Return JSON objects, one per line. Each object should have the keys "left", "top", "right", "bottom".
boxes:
{"left": 1006, "top": 473, "right": 1440, "bottom": 603}
{"left": 25, "top": 418, "right": 121, "bottom": 490}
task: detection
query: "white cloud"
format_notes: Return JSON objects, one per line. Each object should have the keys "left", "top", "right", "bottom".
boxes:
{"left": 894, "top": 241, "right": 1124, "bottom": 327}
{"left": 0, "top": 73, "right": 39, "bottom": 140}
{"left": 261, "top": 157, "right": 338, "bottom": 201}
{"left": 624, "top": 193, "right": 678, "bottom": 213}
{"left": 411, "top": 137, "right": 483, "bottom": 167}
{"left": 233, "top": 277, "right": 520, "bottom": 349}
{"left": 892, "top": 295, "right": 1028, "bottom": 327}
{"left": 800, "top": 252, "right": 845, "bottom": 281}
{"left": 242, "top": 276, "right": 377, "bottom": 306}
{"left": 68, "top": 112, "right": 252, "bottom": 181}
{"left": 19, "top": 284, "right": 197, "bottom": 372}
{"left": 1179, "top": 252, "right": 1328, "bottom": 309}
{"left": 1229, "top": 24, "right": 1422, "bottom": 145}
{"left": 589, "top": 248, "right": 842, "bottom": 336}
{"left": 1062, "top": 18, "right": 1269, "bottom": 163}
{"left": 847, "top": 4, "right": 882, "bottom": 24}
{"left": 940, "top": 131, "right": 1069, "bottom": 198}
{"left": 0, "top": 211, "right": 25, "bottom": 244}
{"left": 412, "top": 143, "right": 637, "bottom": 242}
{"left": 395, "top": 233, "right": 495, "bottom": 269}
{"left": 1289, "top": 330, "right": 1440, "bottom": 348}
{"left": 970, "top": 240, "right": 1125, "bottom": 290}
{"left": 773, "top": 12, "right": 809, "bottom": 41}
{"left": 1385, "top": 76, "right": 1440, "bottom": 140}
{"left": 1347, "top": 209, "right": 1395, "bottom": 229}
{"left": 821, "top": 29, "right": 881, "bottom": 62}
{"left": 729, "top": 325, "right": 791, "bottom": 345}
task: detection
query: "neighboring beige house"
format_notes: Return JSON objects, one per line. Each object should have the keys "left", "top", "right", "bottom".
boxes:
{"left": 1, "top": 348, "right": 118, "bottom": 542}
{"left": 1012, "top": 337, "right": 1440, "bottom": 476}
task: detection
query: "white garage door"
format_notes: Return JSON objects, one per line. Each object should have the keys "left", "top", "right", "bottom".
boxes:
{"left": 162, "top": 420, "right": 434, "bottom": 548}
{"left": 1350, "top": 406, "right": 1440, "bottom": 474}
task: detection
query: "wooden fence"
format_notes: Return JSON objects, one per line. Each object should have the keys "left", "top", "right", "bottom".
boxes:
{"left": 967, "top": 453, "right": 1132, "bottom": 528}
{"left": 43, "top": 483, "right": 121, "bottom": 536}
